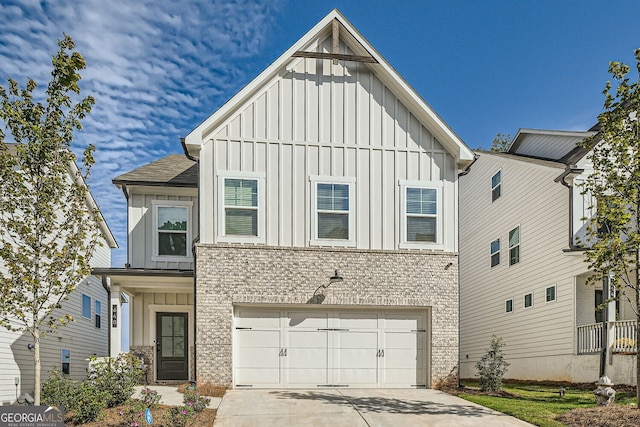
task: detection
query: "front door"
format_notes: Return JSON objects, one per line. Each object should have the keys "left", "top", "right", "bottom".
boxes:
{"left": 156, "top": 313, "right": 188, "bottom": 380}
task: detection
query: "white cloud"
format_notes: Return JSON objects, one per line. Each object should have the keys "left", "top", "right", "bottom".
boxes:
{"left": 0, "top": 0, "right": 283, "bottom": 267}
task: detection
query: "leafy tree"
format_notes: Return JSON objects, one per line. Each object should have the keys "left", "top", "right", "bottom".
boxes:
{"left": 490, "top": 133, "right": 511, "bottom": 152}
{"left": 0, "top": 35, "right": 99, "bottom": 405}
{"left": 475, "top": 335, "right": 509, "bottom": 392}
{"left": 578, "top": 48, "right": 640, "bottom": 407}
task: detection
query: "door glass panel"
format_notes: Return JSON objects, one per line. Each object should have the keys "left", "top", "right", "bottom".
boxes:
{"left": 174, "top": 336, "right": 185, "bottom": 357}
{"left": 162, "top": 337, "right": 173, "bottom": 357}
{"left": 173, "top": 317, "right": 185, "bottom": 336}
{"left": 162, "top": 317, "right": 173, "bottom": 336}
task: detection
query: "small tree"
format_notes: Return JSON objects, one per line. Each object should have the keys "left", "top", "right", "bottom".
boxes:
{"left": 476, "top": 335, "right": 509, "bottom": 392}
{"left": 490, "top": 133, "right": 511, "bottom": 152}
{"left": 0, "top": 35, "right": 99, "bottom": 405}
{"left": 578, "top": 48, "right": 640, "bottom": 408}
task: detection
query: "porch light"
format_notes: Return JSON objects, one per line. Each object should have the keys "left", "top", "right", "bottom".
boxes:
{"left": 329, "top": 270, "right": 343, "bottom": 285}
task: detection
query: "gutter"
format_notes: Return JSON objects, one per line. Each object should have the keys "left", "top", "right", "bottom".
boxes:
{"left": 458, "top": 154, "right": 479, "bottom": 177}
{"left": 554, "top": 166, "right": 584, "bottom": 251}
{"left": 121, "top": 184, "right": 130, "bottom": 267}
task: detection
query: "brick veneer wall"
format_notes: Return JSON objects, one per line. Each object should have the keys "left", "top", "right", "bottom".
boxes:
{"left": 195, "top": 244, "right": 459, "bottom": 387}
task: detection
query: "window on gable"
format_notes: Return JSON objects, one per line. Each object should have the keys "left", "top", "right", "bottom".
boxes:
{"left": 545, "top": 285, "right": 556, "bottom": 303}
{"left": 490, "top": 238, "right": 500, "bottom": 267}
{"left": 82, "top": 294, "right": 91, "bottom": 319}
{"left": 491, "top": 170, "right": 501, "bottom": 202}
{"left": 317, "top": 183, "right": 350, "bottom": 239}
{"left": 524, "top": 292, "right": 533, "bottom": 309}
{"left": 406, "top": 187, "right": 437, "bottom": 243}
{"left": 505, "top": 298, "right": 513, "bottom": 313}
{"left": 157, "top": 206, "right": 188, "bottom": 257}
{"left": 95, "top": 301, "right": 102, "bottom": 328}
{"left": 509, "top": 226, "right": 520, "bottom": 265}
{"left": 224, "top": 178, "right": 258, "bottom": 236}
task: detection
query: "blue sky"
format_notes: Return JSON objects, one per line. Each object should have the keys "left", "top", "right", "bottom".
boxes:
{"left": 1, "top": 0, "right": 640, "bottom": 269}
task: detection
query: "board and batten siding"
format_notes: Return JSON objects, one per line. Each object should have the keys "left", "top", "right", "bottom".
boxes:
{"left": 198, "top": 36, "right": 458, "bottom": 251}
{"left": 129, "top": 291, "right": 194, "bottom": 346}
{"left": 0, "top": 233, "right": 111, "bottom": 404}
{"left": 127, "top": 189, "right": 198, "bottom": 270}
{"left": 459, "top": 153, "right": 591, "bottom": 379}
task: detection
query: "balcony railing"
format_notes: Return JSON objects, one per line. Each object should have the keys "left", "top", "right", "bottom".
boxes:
{"left": 577, "top": 320, "right": 637, "bottom": 354}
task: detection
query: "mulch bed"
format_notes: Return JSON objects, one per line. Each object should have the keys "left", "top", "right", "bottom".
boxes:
{"left": 559, "top": 405, "right": 640, "bottom": 427}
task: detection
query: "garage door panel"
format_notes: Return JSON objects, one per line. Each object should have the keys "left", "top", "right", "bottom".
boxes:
{"left": 384, "top": 313, "right": 424, "bottom": 330}
{"left": 336, "top": 331, "right": 377, "bottom": 348}
{"left": 385, "top": 331, "right": 426, "bottom": 348}
{"left": 285, "top": 368, "right": 329, "bottom": 385}
{"left": 288, "top": 330, "right": 328, "bottom": 348}
{"left": 236, "top": 329, "right": 281, "bottom": 348}
{"left": 236, "top": 368, "right": 280, "bottom": 385}
{"left": 335, "top": 312, "right": 378, "bottom": 329}
{"left": 335, "top": 368, "right": 377, "bottom": 386}
{"left": 383, "top": 368, "right": 427, "bottom": 387}
{"left": 288, "top": 311, "right": 329, "bottom": 329}
{"left": 235, "top": 309, "right": 281, "bottom": 328}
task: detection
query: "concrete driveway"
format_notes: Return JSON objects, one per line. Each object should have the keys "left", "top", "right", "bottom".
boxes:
{"left": 214, "top": 388, "right": 534, "bottom": 426}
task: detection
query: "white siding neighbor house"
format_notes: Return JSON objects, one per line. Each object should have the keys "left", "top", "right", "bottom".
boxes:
{"left": 459, "top": 128, "right": 638, "bottom": 385}
{"left": 0, "top": 145, "right": 117, "bottom": 405}
{"left": 97, "top": 9, "right": 474, "bottom": 388}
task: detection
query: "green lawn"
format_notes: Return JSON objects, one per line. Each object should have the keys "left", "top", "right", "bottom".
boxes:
{"left": 456, "top": 381, "right": 637, "bottom": 427}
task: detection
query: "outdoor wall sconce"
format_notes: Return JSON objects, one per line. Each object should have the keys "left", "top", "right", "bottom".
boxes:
{"left": 312, "top": 270, "right": 343, "bottom": 301}
{"left": 27, "top": 343, "right": 35, "bottom": 350}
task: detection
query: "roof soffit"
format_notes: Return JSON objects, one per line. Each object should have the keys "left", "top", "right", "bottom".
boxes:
{"left": 184, "top": 9, "right": 473, "bottom": 164}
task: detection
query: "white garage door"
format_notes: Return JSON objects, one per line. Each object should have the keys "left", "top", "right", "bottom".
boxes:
{"left": 234, "top": 307, "right": 429, "bottom": 388}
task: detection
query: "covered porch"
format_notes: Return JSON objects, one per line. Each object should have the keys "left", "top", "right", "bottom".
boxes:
{"left": 93, "top": 268, "right": 195, "bottom": 384}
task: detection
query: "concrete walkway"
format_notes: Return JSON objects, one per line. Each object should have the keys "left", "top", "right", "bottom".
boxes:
{"left": 213, "top": 388, "right": 535, "bottom": 426}
{"left": 132, "top": 385, "right": 223, "bottom": 409}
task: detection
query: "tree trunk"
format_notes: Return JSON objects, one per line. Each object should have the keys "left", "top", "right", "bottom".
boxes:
{"left": 34, "top": 328, "right": 40, "bottom": 406}
{"left": 636, "top": 262, "right": 639, "bottom": 408}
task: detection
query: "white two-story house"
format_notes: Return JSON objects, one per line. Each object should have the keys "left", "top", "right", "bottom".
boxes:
{"left": 98, "top": 9, "right": 474, "bottom": 388}
{"left": 0, "top": 144, "right": 117, "bottom": 404}
{"left": 459, "top": 128, "right": 637, "bottom": 385}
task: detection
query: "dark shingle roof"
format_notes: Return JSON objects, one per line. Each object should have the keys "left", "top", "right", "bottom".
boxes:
{"left": 113, "top": 154, "right": 198, "bottom": 187}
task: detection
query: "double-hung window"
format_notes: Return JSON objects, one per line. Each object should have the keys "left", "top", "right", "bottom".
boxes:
{"left": 310, "top": 176, "right": 355, "bottom": 246}
{"left": 218, "top": 172, "right": 265, "bottom": 243}
{"left": 546, "top": 285, "right": 556, "bottom": 303}
{"left": 95, "top": 300, "right": 102, "bottom": 328}
{"left": 509, "top": 225, "right": 520, "bottom": 265}
{"left": 505, "top": 298, "right": 513, "bottom": 313}
{"left": 400, "top": 180, "right": 443, "bottom": 248}
{"left": 152, "top": 200, "right": 193, "bottom": 261}
{"left": 524, "top": 292, "right": 533, "bottom": 309}
{"left": 82, "top": 294, "right": 91, "bottom": 319}
{"left": 491, "top": 170, "right": 501, "bottom": 202}
{"left": 490, "top": 239, "right": 500, "bottom": 267}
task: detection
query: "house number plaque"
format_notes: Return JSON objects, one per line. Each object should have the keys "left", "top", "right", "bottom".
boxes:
{"left": 112, "top": 304, "right": 118, "bottom": 327}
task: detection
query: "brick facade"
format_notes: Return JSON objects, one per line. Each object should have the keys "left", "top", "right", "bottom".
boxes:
{"left": 195, "top": 244, "right": 459, "bottom": 387}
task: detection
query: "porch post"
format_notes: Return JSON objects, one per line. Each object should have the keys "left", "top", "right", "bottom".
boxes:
{"left": 110, "top": 282, "right": 122, "bottom": 356}
{"left": 606, "top": 273, "right": 617, "bottom": 365}
{"left": 599, "top": 275, "right": 609, "bottom": 376}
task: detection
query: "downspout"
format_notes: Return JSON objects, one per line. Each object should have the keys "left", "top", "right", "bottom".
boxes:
{"left": 121, "top": 184, "right": 131, "bottom": 267}
{"left": 554, "top": 167, "right": 584, "bottom": 251}
{"left": 181, "top": 137, "right": 199, "bottom": 382}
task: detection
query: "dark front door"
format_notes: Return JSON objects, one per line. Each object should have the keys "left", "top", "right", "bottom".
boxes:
{"left": 156, "top": 312, "right": 188, "bottom": 380}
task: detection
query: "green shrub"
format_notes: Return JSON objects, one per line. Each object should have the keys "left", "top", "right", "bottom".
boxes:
{"left": 41, "top": 370, "right": 75, "bottom": 410}
{"left": 119, "top": 398, "right": 147, "bottom": 427}
{"left": 183, "top": 391, "right": 210, "bottom": 413}
{"left": 475, "top": 335, "right": 510, "bottom": 392}
{"left": 164, "top": 405, "right": 193, "bottom": 427}
{"left": 87, "top": 354, "right": 144, "bottom": 407}
{"left": 139, "top": 387, "right": 161, "bottom": 409}
{"left": 72, "top": 381, "right": 108, "bottom": 424}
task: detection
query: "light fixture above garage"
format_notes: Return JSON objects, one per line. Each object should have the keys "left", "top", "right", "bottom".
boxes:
{"left": 311, "top": 270, "right": 344, "bottom": 302}
{"left": 329, "top": 270, "right": 343, "bottom": 285}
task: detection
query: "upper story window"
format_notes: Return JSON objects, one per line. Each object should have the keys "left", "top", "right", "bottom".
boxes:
{"left": 82, "top": 294, "right": 91, "bottom": 319}
{"left": 310, "top": 176, "right": 356, "bottom": 246}
{"left": 152, "top": 200, "right": 193, "bottom": 261}
{"left": 524, "top": 292, "right": 533, "bottom": 309}
{"left": 95, "top": 300, "right": 102, "bottom": 328}
{"left": 491, "top": 170, "right": 501, "bottom": 202}
{"left": 490, "top": 238, "right": 500, "bottom": 267}
{"left": 400, "top": 180, "right": 443, "bottom": 249}
{"left": 505, "top": 298, "right": 513, "bottom": 313}
{"left": 509, "top": 225, "right": 520, "bottom": 266}
{"left": 218, "top": 172, "right": 265, "bottom": 243}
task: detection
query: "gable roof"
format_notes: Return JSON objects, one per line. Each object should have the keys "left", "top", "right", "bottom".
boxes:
{"left": 508, "top": 129, "right": 596, "bottom": 163}
{"left": 184, "top": 9, "right": 474, "bottom": 166}
{"left": 113, "top": 154, "right": 198, "bottom": 188}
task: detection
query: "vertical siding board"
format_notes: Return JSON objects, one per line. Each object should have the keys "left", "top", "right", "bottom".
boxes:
{"left": 133, "top": 293, "right": 144, "bottom": 345}
{"left": 357, "top": 64, "right": 370, "bottom": 145}
{"left": 383, "top": 87, "right": 395, "bottom": 147}
{"left": 242, "top": 141, "right": 254, "bottom": 172}
{"left": 307, "top": 58, "right": 320, "bottom": 143}
{"left": 255, "top": 93, "right": 266, "bottom": 140}
{"left": 228, "top": 140, "right": 241, "bottom": 171}
{"left": 293, "top": 145, "right": 306, "bottom": 246}
{"left": 229, "top": 115, "right": 241, "bottom": 138}
{"left": 397, "top": 102, "right": 409, "bottom": 149}
{"left": 344, "top": 62, "right": 357, "bottom": 144}
{"left": 282, "top": 74, "right": 293, "bottom": 141}
{"left": 293, "top": 61, "right": 305, "bottom": 142}
{"left": 383, "top": 150, "right": 396, "bottom": 250}
{"left": 242, "top": 105, "right": 254, "bottom": 139}
{"left": 358, "top": 148, "right": 370, "bottom": 248}
{"left": 370, "top": 149, "right": 383, "bottom": 249}
{"left": 281, "top": 144, "right": 293, "bottom": 246}
{"left": 266, "top": 143, "right": 279, "bottom": 246}
{"left": 268, "top": 82, "right": 279, "bottom": 140}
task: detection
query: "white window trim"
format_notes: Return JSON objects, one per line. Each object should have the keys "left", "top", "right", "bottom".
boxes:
{"left": 151, "top": 200, "right": 194, "bottom": 262}
{"left": 399, "top": 180, "right": 444, "bottom": 250}
{"left": 523, "top": 292, "right": 534, "bottom": 309}
{"left": 95, "top": 300, "right": 102, "bottom": 329}
{"left": 81, "top": 294, "right": 91, "bottom": 319}
{"left": 490, "top": 238, "right": 500, "bottom": 268}
{"left": 217, "top": 171, "right": 266, "bottom": 244}
{"left": 545, "top": 284, "right": 557, "bottom": 303}
{"left": 508, "top": 224, "right": 521, "bottom": 266}
{"left": 310, "top": 176, "right": 356, "bottom": 247}
{"left": 491, "top": 169, "right": 502, "bottom": 202}
{"left": 505, "top": 298, "right": 514, "bottom": 314}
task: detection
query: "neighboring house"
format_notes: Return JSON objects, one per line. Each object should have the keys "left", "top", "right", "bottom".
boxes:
{"left": 96, "top": 9, "right": 474, "bottom": 388}
{"left": 459, "top": 128, "right": 638, "bottom": 385}
{"left": 0, "top": 144, "right": 117, "bottom": 405}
